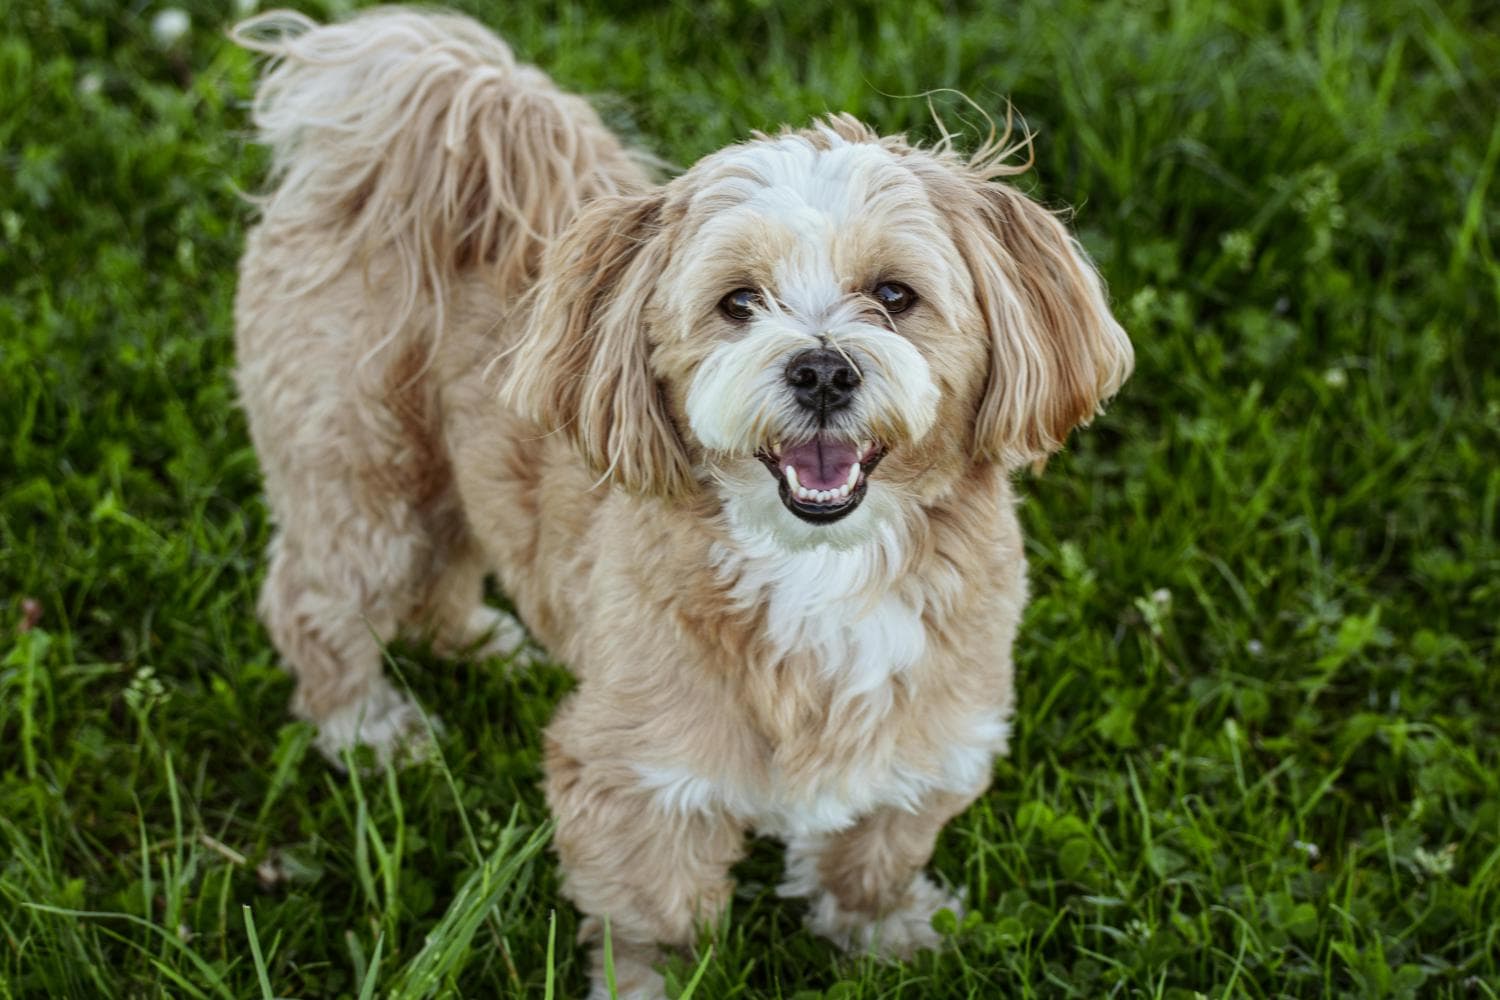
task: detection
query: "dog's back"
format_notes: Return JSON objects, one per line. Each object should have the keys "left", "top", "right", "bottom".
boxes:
{"left": 232, "top": 8, "right": 646, "bottom": 759}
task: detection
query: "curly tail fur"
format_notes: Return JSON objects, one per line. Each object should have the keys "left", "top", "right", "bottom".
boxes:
{"left": 232, "top": 7, "right": 650, "bottom": 339}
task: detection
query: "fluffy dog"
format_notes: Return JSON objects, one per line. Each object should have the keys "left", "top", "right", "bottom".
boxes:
{"left": 232, "top": 8, "right": 1132, "bottom": 996}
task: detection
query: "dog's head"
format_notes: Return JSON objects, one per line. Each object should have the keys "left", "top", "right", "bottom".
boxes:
{"left": 502, "top": 115, "right": 1132, "bottom": 548}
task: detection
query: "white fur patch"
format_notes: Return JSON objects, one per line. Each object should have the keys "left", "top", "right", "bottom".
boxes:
{"left": 695, "top": 133, "right": 903, "bottom": 229}
{"left": 315, "top": 681, "right": 436, "bottom": 767}
{"left": 634, "top": 764, "right": 726, "bottom": 817}
{"left": 459, "top": 606, "right": 535, "bottom": 663}
{"left": 716, "top": 517, "right": 923, "bottom": 701}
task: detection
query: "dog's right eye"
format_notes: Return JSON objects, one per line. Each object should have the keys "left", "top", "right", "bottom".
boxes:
{"left": 719, "top": 288, "right": 762, "bottom": 321}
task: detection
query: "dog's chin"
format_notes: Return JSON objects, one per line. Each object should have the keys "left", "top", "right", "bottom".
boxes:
{"left": 775, "top": 475, "right": 867, "bottom": 523}
{"left": 755, "top": 436, "right": 888, "bottom": 526}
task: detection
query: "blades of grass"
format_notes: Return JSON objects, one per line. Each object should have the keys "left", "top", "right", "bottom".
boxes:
{"left": 381, "top": 757, "right": 406, "bottom": 934}
{"left": 135, "top": 797, "right": 153, "bottom": 926}
{"left": 241, "top": 905, "right": 275, "bottom": 1000}
{"left": 543, "top": 909, "right": 557, "bottom": 1000}
{"left": 347, "top": 929, "right": 369, "bottom": 990}
{"left": 23, "top": 906, "right": 236, "bottom": 1000}
{"left": 1450, "top": 115, "right": 1500, "bottom": 279}
{"left": 163, "top": 748, "right": 186, "bottom": 941}
{"left": 381, "top": 650, "right": 482, "bottom": 863}
{"left": 603, "top": 916, "right": 617, "bottom": 1000}
{"left": 253, "top": 723, "right": 314, "bottom": 829}
{"left": 355, "top": 932, "right": 385, "bottom": 1000}
{"left": 676, "top": 946, "right": 715, "bottom": 1000}
{"left": 5, "top": 628, "right": 47, "bottom": 781}
{"left": 384, "top": 815, "right": 550, "bottom": 999}
{"left": 342, "top": 754, "right": 381, "bottom": 919}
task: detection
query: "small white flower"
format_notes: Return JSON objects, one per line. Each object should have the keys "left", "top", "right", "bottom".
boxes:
{"left": 1412, "top": 844, "right": 1457, "bottom": 880}
{"left": 1151, "top": 587, "right": 1172, "bottom": 606}
{"left": 1127, "top": 286, "right": 1159, "bottom": 325}
{"left": 256, "top": 858, "right": 284, "bottom": 889}
{"left": 1245, "top": 639, "right": 1265, "bottom": 656}
{"left": 1323, "top": 367, "right": 1348, "bottom": 389}
{"left": 151, "top": 8, "right": 190, "bottom": 49}
{"left": 124, "top": 665, "right": 167, "bottom": 715}
{"left": 1219, "top": 230, "right": 1254, "bottom": 272}
{"left": 77, "top": 72, "right": 103, "bottom": 96}
{"left": 1292, "top": 839, "right": 1321, "bottom": 861}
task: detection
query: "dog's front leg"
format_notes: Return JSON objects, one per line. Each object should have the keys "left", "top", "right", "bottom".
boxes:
{"left": 544, "top": 706, "right": 746, "bottom": 1000}
{"left": 778, "top": 787, "right": 981, "bottom": 960}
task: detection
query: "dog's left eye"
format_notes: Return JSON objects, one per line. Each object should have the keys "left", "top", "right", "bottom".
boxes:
{"left": 719, "top": 288, "right": 763, "bottom": 321}
{"left": 872, "top": 282, "right": 917, "bottom": 314}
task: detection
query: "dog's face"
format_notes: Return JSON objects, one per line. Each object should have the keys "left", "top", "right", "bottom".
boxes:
{"left": 504, "top": 116, "right": 1132, "bottom": 547}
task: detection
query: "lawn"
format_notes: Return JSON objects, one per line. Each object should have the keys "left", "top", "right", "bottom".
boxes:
{"left": 2, "top": 0, "right": 1497, "bottom": 996}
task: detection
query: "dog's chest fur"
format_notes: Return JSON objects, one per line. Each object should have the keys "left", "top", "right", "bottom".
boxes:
{"left": 635, "top": 521, "right": 1009, "bottom": 836}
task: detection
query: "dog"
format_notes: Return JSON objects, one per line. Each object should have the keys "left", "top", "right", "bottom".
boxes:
{"left": 231, "top": 8, "right": 1132, "bottom": 997}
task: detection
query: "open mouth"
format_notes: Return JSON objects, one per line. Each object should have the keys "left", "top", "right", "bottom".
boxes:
{"left": 756, "top": 435, "right": 887, "bottom": 524}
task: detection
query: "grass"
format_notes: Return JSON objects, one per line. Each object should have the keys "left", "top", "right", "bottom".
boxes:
{"left": 1, "top": 0, "right": 1497, "bottom": 996}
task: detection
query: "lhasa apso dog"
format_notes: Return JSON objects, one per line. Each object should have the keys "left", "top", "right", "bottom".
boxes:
{"left": 232, "top": 8, "right": 1132, "bottom": 997}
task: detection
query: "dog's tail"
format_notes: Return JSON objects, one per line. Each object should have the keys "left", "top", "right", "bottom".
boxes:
{"left": 232, "top": 7, "right": 648, "bottom": 338}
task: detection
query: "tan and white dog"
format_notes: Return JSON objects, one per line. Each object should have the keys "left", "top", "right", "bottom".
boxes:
{"left": 232, "top": 8, "right": 1132, "bottom": 996}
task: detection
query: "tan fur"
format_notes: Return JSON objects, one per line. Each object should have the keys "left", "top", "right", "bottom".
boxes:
{"left": 233, "top": 9, "right": 1130, "bottom": 997}
{"left": 498, "top": 191, "right": 695, "bottom": 498}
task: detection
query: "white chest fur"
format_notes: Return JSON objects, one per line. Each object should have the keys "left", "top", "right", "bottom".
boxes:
{"left": 635, "top": 520, "right": 1007, "bottom": 836}
{"left": 720, "top": 521, "right": 927, "bottom": 704}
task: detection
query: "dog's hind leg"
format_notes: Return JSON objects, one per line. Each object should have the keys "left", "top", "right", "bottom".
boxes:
{"left": 416, "top": 531, "right": 529, "bottom": 663}
{"left": 257, "top": 509, "right": 433, "bottom": 766}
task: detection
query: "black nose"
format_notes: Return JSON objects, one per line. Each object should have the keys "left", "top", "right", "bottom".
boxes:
{"left": 785, "top": 348, "right": 860, "bottom": 413}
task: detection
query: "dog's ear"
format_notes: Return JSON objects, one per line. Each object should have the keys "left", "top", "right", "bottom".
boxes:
{"left": 938, "top": 171, "right": 1133, "bottom": 467}
{"left": 501, "top": 191, "right": 694, "bottom": 498}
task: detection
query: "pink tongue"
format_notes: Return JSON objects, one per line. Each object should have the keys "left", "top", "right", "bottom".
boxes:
{"left": 782, "top": 437, "right": 859, "bottom": 491}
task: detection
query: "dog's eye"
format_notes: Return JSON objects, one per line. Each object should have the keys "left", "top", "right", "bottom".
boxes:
{"left": 718, "top": 287, "right": 762, "bottom": 321}
{"left": 872, "top": 281, "right": 917, "bottom": 314}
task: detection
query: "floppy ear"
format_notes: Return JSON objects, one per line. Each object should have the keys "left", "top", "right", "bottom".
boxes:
{"left": 500, "top": 191, "right": 694, "bottom": 498}
{"left": 945, "top": 175, "right": 1133, "bottom": 467}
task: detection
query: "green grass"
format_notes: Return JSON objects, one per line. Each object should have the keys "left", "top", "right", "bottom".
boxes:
{"left": 2, "top": 0, "right": 1498, "bottom": 996}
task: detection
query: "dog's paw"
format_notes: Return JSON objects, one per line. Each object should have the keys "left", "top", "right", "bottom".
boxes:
{"left": 586, "top": 975, "right": 666, "bottom": 1000}
{"left": 314, "top": 684, "right": 439, "bottom": 769}
{"left": 804, "top": 873, "right": 962, "bottom": 961}
{"left": 582, "top": 933, "right": 668, "bottom": 1000}
{"left": 451, "top": 606, "right": 538, "bottom": 665}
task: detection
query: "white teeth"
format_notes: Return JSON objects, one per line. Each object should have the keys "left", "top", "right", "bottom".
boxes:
{"left": 786, "top": 463, "right": 862, "bottom": 505}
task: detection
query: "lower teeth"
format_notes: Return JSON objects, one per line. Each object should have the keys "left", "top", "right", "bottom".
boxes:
{"left": 792, "top": 483, "right": 855, "bottom": 504}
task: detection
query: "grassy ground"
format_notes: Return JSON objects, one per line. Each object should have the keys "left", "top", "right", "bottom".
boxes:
{"left": 2, "top": 0, "right": 1498, "bottom": 996}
